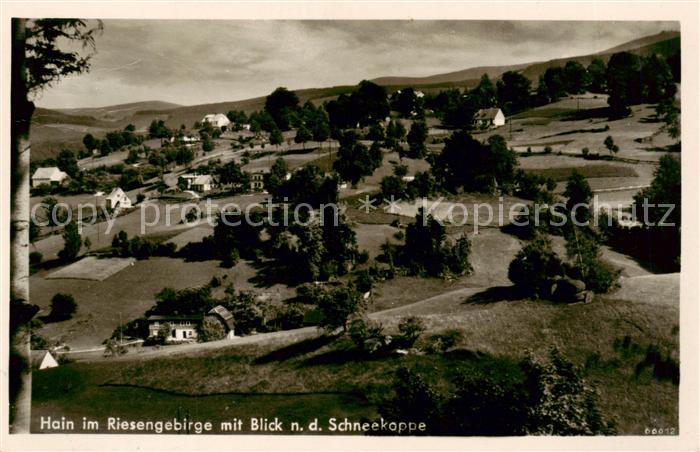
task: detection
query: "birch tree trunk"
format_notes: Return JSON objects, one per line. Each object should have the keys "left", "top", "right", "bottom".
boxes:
{"left": 10, "top": 17, "right": 35, "bottom": 434}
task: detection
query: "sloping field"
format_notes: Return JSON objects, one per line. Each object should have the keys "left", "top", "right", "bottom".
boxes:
{"left": 46, "top": 256, "right": 136, "bottom": 281}
{"left": 31, "top": 257, "right": 295, "bottom": 349}
{"left": 609, "top": 273, "right": 680, "bottom": 307}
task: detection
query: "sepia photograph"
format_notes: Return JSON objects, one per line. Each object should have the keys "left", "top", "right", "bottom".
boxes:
{"left": 2, "top": 2, "right": 698, "bottom": 450}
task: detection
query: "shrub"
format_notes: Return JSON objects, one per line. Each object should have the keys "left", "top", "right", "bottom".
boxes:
{"left": 50, "top": 293, "right": 77, "bottom": 321}
{"left": 544, "top": 146, "right": 553, "bottom": 154}
{"left": 508, "top": 235, "right": 564, "bottom": 297}
{"left": 198, "top": 316, "right": 226, "bottom": 342}
{"left": 348, "top": 317, "right": 388, "bottom": 354}
{"left": 397, "top": 316, "right": 426, "bottom": 348}
{"left": 277, "top": 303, "right": 306, "bottom": 330}
{"left": 379, "top": 349, "right": 614, "bottom": 435}
{"left": 29, "top": 251, "right": 43, "bottom": 269}
{"left": 584, "top": 260, "right": 620, "bottom": 293}
{"left": 424, "top": 329, "right": 463, "bottom": 353}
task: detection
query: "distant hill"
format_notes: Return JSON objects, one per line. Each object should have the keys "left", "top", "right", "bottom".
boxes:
{"left": 30, "top": 31, "right": 680, "bottom": 161}
{"left": 56, "top": 101, "right": 182, "bottom": 122}
{"left": 372, "top": 31, "right": 679, "bottom": 86}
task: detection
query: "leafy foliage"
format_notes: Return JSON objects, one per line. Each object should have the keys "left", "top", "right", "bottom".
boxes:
{"left": 380, "top": 349, "right": 614, "bottom": 435}
{"left": 49, "top": 293, "right": 77, "bottom": 321}
{"left": 508, "top": 235, "right": 564, "bottom": 296}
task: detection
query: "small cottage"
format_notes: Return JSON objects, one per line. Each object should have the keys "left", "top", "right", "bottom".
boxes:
{"left": 104, "top": 187, "right": 132, "bottom": 210}
{"left": 31, "top": 350, "right": 59, "bottom": 370}
{"left": 31, "top": 167, "right": 68, "bottom": 187}
{"left": 474, "top": 108, "right": 506, "bottom": 129}
{"left": 191, "top": 174, "right": 215, "bottom": 193}
{"left": 202, "top": 113, "right": 231, "bottom": 129}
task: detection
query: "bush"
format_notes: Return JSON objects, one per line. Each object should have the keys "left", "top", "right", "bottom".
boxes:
{"left": 424, "top": 329, "right": 463, "bottom": 353}
{"left": 50, "top": 293, "right": 77, "bottom": 321}
{"left": 348, "top": 317, "right": 388, "bottom": 354}
{"left": 508, "top": 235, "right": 563, "bottom": 297}
{"left": 584, "top": 260, "right": 620, "bottom": 293}
{"left": 198, "top": 316, "right": 226, "bottom": 342}
{"left": 276, "top": 303, "right": 306, "bottom": 330}
{"left": 379, "top": 348, "right": 614, "bottom": 435}
{"left": 29, "top": 251, "right": 43, "bottom": 270}
{"left": 396, "top": 316, "right": 426, "bottom": 349}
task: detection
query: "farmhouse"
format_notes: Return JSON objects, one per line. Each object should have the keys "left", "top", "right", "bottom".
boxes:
{"left": 474, "top": 107, "right": 506, "bottom": 128}
{"left": 147, "top": 314, "right": 201, "bottom": 342}
{"left": 191, "top": 174, "right": 215, "bottom": 193}
{"left": 104, "top": 187, "right": 132, "bottom": 210}
{"left": 147, "top": 305, "right": 235, "bottom": 342}
{"left": 202, "top": 113, "right": 231, "bottom": 129}
{"left": 31, "top": 167, "right": 68, "bottom": 187}
{"left": 31, "top": 350, "right": 59, "bottom": 370}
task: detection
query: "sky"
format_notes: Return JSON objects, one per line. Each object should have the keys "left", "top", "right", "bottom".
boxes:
{"left": 34, "top": 20, "right": 679, "bottom": 109}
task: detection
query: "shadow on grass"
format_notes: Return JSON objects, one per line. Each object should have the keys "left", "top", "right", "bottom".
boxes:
{"left": 463, "top": 285, "right": 528, "bottom": 304}
{"left": 642, "top": 143, "right": 681, "bottom": 153}
{"left": 248, "top": 259, "right": 305, "bottom": 288}
{"left": 279, "top": 147, "right": 318, "bottom": 156}
{"left": 561, "top": 106, "right": 611, "bottom": 121}
{"left": 540, "top": 125, "right": 610, "bottom": 138}
{"left": 254, "top": 334, "right": 337, "bottom": 364}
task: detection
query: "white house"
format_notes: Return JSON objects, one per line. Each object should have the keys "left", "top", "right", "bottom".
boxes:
{"left": 202, "top": 113, "right": 231, "bottom": 129}
{"left": 474, "top": 108, "right": 506, "bottom": 128}
{"left": 415, "top": 90, "right": 425, "bottom": 98}
{"left": 191, "top": 174, "right": 215, "bottom": 193}
{"left": 147, "top": 305, "right": 235, "bottom": 342}
{"left": 31, "top": 167, "right": 68, "bottom": 187}
{"left": 31, "top": 350, "right": 59, "bottom": 370}
{"left": 147, "top": 315, "right": 201, "bottom": 342}
{"left": 104, "top": 187, "right": 132, "bottom": 210}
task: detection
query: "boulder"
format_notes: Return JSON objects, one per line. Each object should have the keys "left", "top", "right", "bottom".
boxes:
{"left": 551, "top": 277, "right": 587, "bottom": 303}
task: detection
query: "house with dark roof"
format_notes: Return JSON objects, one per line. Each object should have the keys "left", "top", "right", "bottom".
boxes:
{"left": 474, "top": 107, "right": 506, "bottom": 129}
{"left": 146, "top": 305, "right": 235, "bottom": 342}
{"left": 147, "top": 314, "right": 202, "bottom": 342}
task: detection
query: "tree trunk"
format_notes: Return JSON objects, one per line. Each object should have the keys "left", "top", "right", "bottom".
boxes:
{"left": 10, "top": 17, "right": 35, "bottom": 434}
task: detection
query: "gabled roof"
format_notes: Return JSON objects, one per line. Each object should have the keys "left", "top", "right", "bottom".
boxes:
{"left": 30, "top": 350, "right": 57, "bottom": 368}
{"left": 203, "top": 113, "right": 230, "bottom": 123}
{"left": 192, "top": 174, "right": 214, "bottom": 185}
{"left": 475, "top": 108, "right": 503, "bottom": 120}
{"left": 147, "top": 314, "right": 204, "bottom": 321}
{"left": 207, "top": 305, "right": 235, "bottom": 331}
{"left": 32, "top": 167, "right": 67, "bottom": 180}
{"left": 106, "top": 187, "right": 127, "bottom": 201}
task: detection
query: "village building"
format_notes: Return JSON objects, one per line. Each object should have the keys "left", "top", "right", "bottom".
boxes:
{"left": 31, "top": 350, "right": 59, "bottom": 370}
{"left": 202, "top": 113, "right": 231, "bottom": 129}
{"left": 191, "top": 174, "right": 215, "bottom": 193}
{"left": 31, "top": 167, "right": 68, "bottom": 187}
{"left": 249, "top": 168, "right": 269, "bottom": 191}
{"left": 104, "top": 187, "right": 132, "bottom": 210}
{"left": 147, "top": 305, "right": 235, "bottom": 342}
{"left": 179, "top": 174, "right": 198, "bottom": 190}
{"left": 474, "top": 107, "right": 506, "bottom": 129}
{"left": 147, "top": 314, "right": 201, "bottom": 342}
